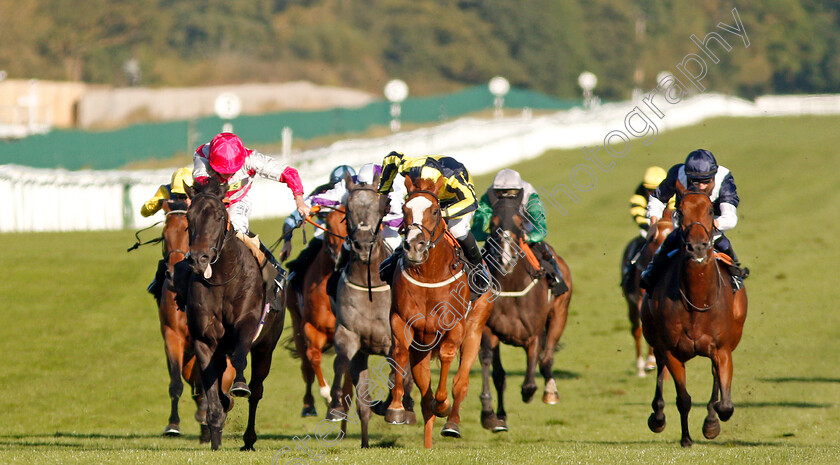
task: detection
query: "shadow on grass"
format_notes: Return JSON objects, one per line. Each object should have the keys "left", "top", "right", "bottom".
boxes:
{"left": 759, "top": 377, "right": 840, "bottom": 384}
{"left": 625, "top": 401, "right": 831, "bottom": 409}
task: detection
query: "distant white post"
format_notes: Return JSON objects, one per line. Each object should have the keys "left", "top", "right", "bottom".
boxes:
{"left": 488, "top": 76, "right": 510, "bottom": 118}
{"left": 384, "top": 79, "right": 408, "bottom": 132}
{"left": 578, "top": 71, "right": 597, "bottom": 110}
{"left": 214, "top": 92, "right": 241, "bottom": 133}
{"left": 282, "top": 126, "right": 293, "bottom": 159}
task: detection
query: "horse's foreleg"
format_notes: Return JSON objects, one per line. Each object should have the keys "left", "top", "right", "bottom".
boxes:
{"left": 663, "top": 350, "right": 692, "bottom": 448}
{"left": 629, "top": 299, "right": 646, "bottom": 377}
{"left": 162, "top": 328, "right": 185, "bottom": 435}
{"left": 703, "top": 360, "right": 722, "bottom": 440}
{"left": 241, "top": 344, "right": 275, "bottom": 451}
{"left": 432, "top": 334, "right": 459, "bottom": 419}
{"left": 303, "top": 322, "right": 330, "bottom": 404}
{"left": 351, "top": 354, "right": 372, "bottom": 448}
{"left": 492, "top": 344, "right": 508, "bottom": 423}
{"left": 329, "top": 326, "right": 356, "bottom": 419}
{"left": 540, "top": 293, "right": 568, "bottom": 403}
{"left": 479, "top": 329, "right": 497, "bottom": 428}
{"left": 521, "top": 336, "right": 539, "bottom": 403}
{"left": 444, "top": 322, "right": 483, "bottom": 438}
{"left": 409, "top": 349, "right": 434, "bottom": 449}
{"left": 194, "top": 339, "right": 224, "bottom": 450}
{"left": 648, "top": 348, "right": 667, "bottom": 434}
{"left": 386, "top": 312, "right": 409, "bottom": 423}
{"left": 714, "top": 349, "right": 735, "bottom": 422}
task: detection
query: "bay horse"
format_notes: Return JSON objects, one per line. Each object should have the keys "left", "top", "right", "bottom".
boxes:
{"left": 478, "top": 192, "right": 572, "bottom": 432}
{"left": 385, "top": 175, "right": 494, "bottom": 449}
{"left": 641, "top": 189, "right": 748, "bottom": 447}
{"left": 326, "top": 175, "right": 415, "bottom": 447}
{"left": 621, "top": 208, "right": 674, "bottom": 377}
{"left": 184, "top": 178, "right": 287, "bottom": 450}
{"left": 287, "top": 205, "right": 347, "bottom": 416}
{"left": 157, "top": 199, "right": 235, "bottom": 440}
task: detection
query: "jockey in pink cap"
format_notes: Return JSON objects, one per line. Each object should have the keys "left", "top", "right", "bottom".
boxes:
{"left": 192, "top": 132, "right": 310, "bottom": 291}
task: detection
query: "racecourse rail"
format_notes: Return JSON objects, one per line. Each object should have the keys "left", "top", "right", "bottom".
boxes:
{"left": 2, "top": 92, "right": 839, "bottom": 233}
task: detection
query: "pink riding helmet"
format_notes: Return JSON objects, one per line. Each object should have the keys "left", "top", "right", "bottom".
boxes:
{"left": 208, "top": 133, "right": 249, "bottom": 174}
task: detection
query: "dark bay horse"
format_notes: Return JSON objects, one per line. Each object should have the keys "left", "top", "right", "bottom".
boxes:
{"left": 621, "top": 208, "right": 674, "bottom": 377}
{"left": 287, "top": 206, "right": 347, "bottom": 416}
{"left": 157, "top": 200, "right": 235, "bottom": 440}
{"left": 327, "top": 175, "right": 415, "bottom": 448}
{"left": 478, "top": 193, "right": 572, "bottom": 432}
{"left": 641, "top": 190, "right": 748, "bottom": 447}
{"left": 386, "top": 176, "right": 494, "bottom": 449}
{"left": 184, "top": 178, "right": 287, "bottom": 450}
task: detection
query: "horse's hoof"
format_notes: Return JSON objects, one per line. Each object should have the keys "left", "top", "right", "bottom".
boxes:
{"left": 481, "top": 410, "right": 497, "bottom": 430}
{"left": 648, "top": 413, "right": 666, "bottom": 433}
{"left": 440, "top": 422, "right": 461, "bottom": 438}
{"left": 240, "top": 445, "right": 255, "bottom": 451}
{"left": 493, "top": 418, "right": 509, "bottom": 433}
{"left": 163, "top": 424, "right": 181, "bottom": 436}
{"left": 230, "top": 382, "right": 251, "bottom": 398}
{"left": 431, "top": 399, "right": 451, "bottom": 418}
{"left": 195, "top": 410, "right": 207, "bottom": 425}
{"left": 384, "top": 408, "right": 407, "bottom": 425}
{"left": 301, "top": 406, "right": 318, "bottom": 417}
{"left": 680, "top": 436, "right": 693, "bottom": 448}
{"left": 644, "top": 356, "right": 657, "bottom": 371}
{"left": 404, "top": 410, "right": 417, "bottom": 425}
{"left": 542, "top": 390, "right": 560, "bottom": 405}
{"left": 221, "top": 395, "right": 235, "bottom": 413}
{"left": 703, "top": 417, "right": 721, "bottom": 439}
{"left": 325, "top": 407, "right": 345, "bottom": 422}
{"left": 715, "top": 402, "right": 734, "bottom": 422}
{"left": 199, "top": 424, "right": 211, "bottom": 444}
{"left": 521, "top": 384, "right": 537, "bottom": 403}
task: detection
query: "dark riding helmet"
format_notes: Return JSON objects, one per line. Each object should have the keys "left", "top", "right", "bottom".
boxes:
{"left": 684, "top": 149, "right": 718, "bottom": 182}
{"left": 329, "top": 165, "right": 356, "bottom": 186}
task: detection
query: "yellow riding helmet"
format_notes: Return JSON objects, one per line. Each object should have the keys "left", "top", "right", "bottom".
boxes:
{"left": 643, "top": 166, "right": 667, "bottom": 190}
{"left": 170, "top": 166, "right": 194, "bottom": 195}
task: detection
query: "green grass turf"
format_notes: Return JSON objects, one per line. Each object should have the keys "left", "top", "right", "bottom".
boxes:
{"left": 1, "top": 115, "right": 839, "bottom": 464}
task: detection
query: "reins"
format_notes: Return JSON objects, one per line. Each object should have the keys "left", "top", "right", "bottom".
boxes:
{"left": 190, "top": 192, "right": 242, "bottom": 286}
{"left": 126, "top": 209, "right": 188, "bottom": 252}
{"left": 677, "top": 191, "right": 723, "bottom": 312}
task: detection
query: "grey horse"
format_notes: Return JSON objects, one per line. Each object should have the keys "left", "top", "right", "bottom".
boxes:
{"left": 325, "top": 173, "right": 415, "bottom": 448}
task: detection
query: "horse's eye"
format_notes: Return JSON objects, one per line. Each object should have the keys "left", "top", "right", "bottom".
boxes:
{"left": 433, "top": 208, "right": 439, "bottom": 215}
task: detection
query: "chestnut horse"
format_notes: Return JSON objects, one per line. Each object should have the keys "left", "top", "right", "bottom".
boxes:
{"left": 287, "top": 206, "right": 347, "bottom": 416}
{"left": 641, "top": 190, "right": 748, "bottom": 447}
{"left": 385, "top": 176, "right": 493, "bottom": 449}
{"left": 157, "top": 200, "right": 235, "bottom": 440}
{"left": 184, "top": 178, "right": 287, "bottom": 450}
{"left": 478, "top": 193, "right": 572, "bottom": 432}
{"left": 621, "top": 208, "right": 674, "bottom": 377}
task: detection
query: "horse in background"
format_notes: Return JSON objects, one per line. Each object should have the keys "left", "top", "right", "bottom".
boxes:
{"left": 286, "top": 206, "right": 347, "bottom": 416}
{"left": 183, "top": 178, "right": 287, "bottom": 451}
{"left": 327, "top": 174, "right": 415, "bottom": 447}
{"left": 478, "top": 191, "right": 572, "bottom": 432}
{"left": 156, "top": 199, "right": 236, "bottom": 441}
{"left": 621, "top": 208, "right": 674, "bottom": 377}
{"left": 385, "top": 175, "right": 494, "bottom": 449}
{"left": 642, "top": 190, "right": 747, "bottom": 447}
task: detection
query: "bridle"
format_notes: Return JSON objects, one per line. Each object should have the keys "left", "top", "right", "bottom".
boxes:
{"left": 677, "top": 191, "right": 722, "bottom": 312}
{"left": 345, "top": 186, "right": 381, "bottom": 263}
{"left": 163, "top": 208, "right": 189, "bottom": 262}
{"left": 188, "top": 192, "right": 243, "bottom": 286}
{"left": 400, "top": 189, "right": 446, "bottom": 255}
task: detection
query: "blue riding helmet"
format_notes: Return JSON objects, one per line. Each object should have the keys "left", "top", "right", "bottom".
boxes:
{"left": 329, "top": 165, "right": 357, "bottom": 186}
{"left": 684, "top": 149, "right": 718, "bottom": 182}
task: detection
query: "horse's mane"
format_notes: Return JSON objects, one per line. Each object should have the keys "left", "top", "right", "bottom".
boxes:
{"left": 192, "top": 176, "right": 228, "bottom": 199}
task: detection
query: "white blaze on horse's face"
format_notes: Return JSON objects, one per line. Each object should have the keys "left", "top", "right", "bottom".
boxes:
{"left": 405, "top": 196, "right": 433, "bottom": 243}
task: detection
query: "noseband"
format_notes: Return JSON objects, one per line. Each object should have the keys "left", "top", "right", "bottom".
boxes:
{"left": 190, "top": 192, "right": 231, "bottom": 266}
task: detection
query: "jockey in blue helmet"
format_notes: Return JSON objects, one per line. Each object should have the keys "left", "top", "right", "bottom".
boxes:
{"left": 639, "top": 149, "right": 749, "bottom": 292}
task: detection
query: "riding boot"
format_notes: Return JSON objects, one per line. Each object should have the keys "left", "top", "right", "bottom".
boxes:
{"left": 148, "top": 259, "right": 167, "bottom": 303}
{"left": 531, "top": 241, "right": 568, "bottom": 296}
{"left": 715, "top": 238, "right": 749, "bottom": 292}
{"left": 379, "top": 247, "right": 403, "bottom": 285}
{"left": 640, "top": 232, "right": 680, "bottom": 291}
{"left": 457, "top": 232, "right": 492, "bottom": 302}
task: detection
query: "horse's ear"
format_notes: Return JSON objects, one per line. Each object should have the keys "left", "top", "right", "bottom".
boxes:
{"left": 404, "top": 175, "right": 415, "bottom": 193}
{"left": 433, "top": 176, "right": 446, "bottom": 195}
{"left": 372, "top": 170, "right": 381, "bottom": 188}
{"left": 344, "top": 171, "right": 355, "bottom": 190}
{"left": 184, "top": 182, "right": 195, "bottom": 199}
{"left": 675, "top": 180, "right": 688, "bottom": 197}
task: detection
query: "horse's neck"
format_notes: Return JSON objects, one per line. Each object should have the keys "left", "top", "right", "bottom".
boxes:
{"left": 680, "top": 255, "right": 720, "bottom": 304}
{"left": 347, "top": 238, "right": 389, "bottom": 286}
